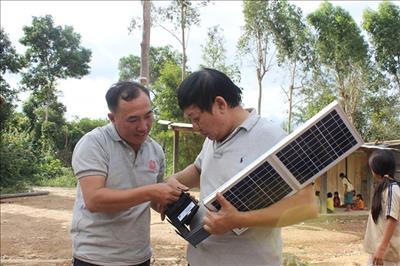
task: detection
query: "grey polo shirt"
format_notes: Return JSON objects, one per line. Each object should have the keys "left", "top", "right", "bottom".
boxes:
{"left": 188, "top": 109, "right": 287, "bottom": 266}
{"left": 71, "top": 123, "right": 165, "bottom": 266}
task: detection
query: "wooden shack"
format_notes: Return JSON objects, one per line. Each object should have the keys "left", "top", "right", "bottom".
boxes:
{"left": 158, "top": 120, "right": 200, "bottom": 173}
{"left": 313, "top": 140, "right": 400, "bottom": 212}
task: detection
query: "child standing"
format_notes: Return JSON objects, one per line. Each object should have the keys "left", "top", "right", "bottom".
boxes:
{"left": 334, "top": 191, "right": 341, "bottom": 208}
{"left": 327, "top": 192, "right": 335, "bottom": 213}
{"left": 363, "top": 149, "right": 399, "bottom": 265}
{"left": 340, "top": 172, "right": 355, "bottom": 211}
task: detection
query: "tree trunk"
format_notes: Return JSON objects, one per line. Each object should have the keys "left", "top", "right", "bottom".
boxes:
{"left": 287, "top": 62, "right": 296, "bottom": 133}
{"left": 287, "top": 85, "right": 293, "bottom": 133}
{"left": 180, "top": 3, "right": 187, "bottom": 81}
{"left": 140, "top": 0, "right": 151, "bottom": 86}
{"left": 256, "top": 34, "right": 264, "bottom": 115}
{"left": 257, "top": 68, "right": 262, "bottom": 115}
{"left": 394, "top": 73, "right": 400, "bottom": 92}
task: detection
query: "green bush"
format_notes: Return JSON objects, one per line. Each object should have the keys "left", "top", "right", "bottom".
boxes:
{"left": 0, "top": 130, "right": 37, "bottom": 193}
{"left": 33, "top": 152, "right": 64, "bottom": 181}
{"left": 36, "top": 167, "right": 77, "bottom": 187}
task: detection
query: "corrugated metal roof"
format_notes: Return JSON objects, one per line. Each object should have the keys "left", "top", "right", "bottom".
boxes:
{"left": 361, "top": 139, "right": 400, "bottom": 152}
{"left": 158, "top": 120, "right": 197, "bottom": 132}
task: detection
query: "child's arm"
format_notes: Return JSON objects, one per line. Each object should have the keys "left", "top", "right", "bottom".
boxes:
{"left": 372, "top": 217, "right": 397, "bottom": 265}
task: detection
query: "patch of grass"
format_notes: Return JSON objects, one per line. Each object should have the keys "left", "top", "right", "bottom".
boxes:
{"left": 283, "top": 253, "right": 310, "bottom": 266}
{"left": 0, "top": 181, "right": 32, "bottom": 194}
{"left": 35, "top": 167, "right": 77, "bottom": 188}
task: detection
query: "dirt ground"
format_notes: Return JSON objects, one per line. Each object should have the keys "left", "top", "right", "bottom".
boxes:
{"left": 1, "top": 187, "right": 370, "bottom": 266}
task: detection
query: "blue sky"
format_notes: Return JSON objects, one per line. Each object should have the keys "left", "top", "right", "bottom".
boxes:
{"left": 1, "top": 1, "right": 390, "bottom": 123}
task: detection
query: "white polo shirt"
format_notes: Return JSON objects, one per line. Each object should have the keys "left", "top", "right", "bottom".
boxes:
{"left": 188, "top": 109, "right": 287, "bottom": 266}
{"left": 71, "top": 123, "right": 165, "bottom": 266}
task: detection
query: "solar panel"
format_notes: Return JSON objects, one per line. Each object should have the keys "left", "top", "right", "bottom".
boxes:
{"left": 203, "top": 100, "right": 364, "bottom": 235}
{"left": 211, "top": 161, "right": 293, "bottom": 212}
{"left": 276, "top": 109, "right": 358, "bottom": 185}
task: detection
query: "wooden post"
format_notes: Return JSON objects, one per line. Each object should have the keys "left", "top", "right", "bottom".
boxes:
{"left": 320, "top": 173, "right": 328, "bottom": 214}
{"left": 367, "top": 171, "right": 374, "bottom": 209}
{"left": 173, "top": 130, "right": 179, "bottom": 173}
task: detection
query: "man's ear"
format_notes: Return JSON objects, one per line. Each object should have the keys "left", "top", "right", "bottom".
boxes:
{"left": 214, "top": 96, "right": 228, "bottom": 112}
{"left": 108, "top": 113, "right": 115, "bottom": 122}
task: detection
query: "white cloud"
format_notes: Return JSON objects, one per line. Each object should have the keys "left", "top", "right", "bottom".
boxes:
{"left": 58, "top": 77, "right": 111, "bottom": 121}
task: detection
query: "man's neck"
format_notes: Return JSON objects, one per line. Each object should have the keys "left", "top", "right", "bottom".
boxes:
{"left": 218, "top": 107, "right": 250, "bottom": 142}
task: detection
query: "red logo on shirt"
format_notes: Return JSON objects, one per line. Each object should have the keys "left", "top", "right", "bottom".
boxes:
{"left": 148, "top": 160, "right": 157, "bottom": 172}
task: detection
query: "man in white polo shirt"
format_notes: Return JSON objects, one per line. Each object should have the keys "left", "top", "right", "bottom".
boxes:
{"left": 71, "top": 81, "right": 183, "bottom": 266}
{"left": 168, "top": 68, "right": 319, "bottom": 266}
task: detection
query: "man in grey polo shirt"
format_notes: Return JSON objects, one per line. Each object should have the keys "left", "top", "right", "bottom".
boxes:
{"left": 168, "top": 68, "right": 319, "bottom": 266}
{"left": 71, "top": 81, "right": 183, "bottom": 266}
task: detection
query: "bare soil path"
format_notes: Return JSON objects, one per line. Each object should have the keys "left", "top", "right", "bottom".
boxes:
{"left": 1, "top": 187, "right": 369, "bottom": 265}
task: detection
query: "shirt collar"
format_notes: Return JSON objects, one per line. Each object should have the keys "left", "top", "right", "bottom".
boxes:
{"left": 239, "top": 108, "right": 260, "bottom": 132}
{"left": 106, "top": 123, "right": 122, "bottom": 142}
{"left": 215, "top": 108, "right": 260, "bottom": 147}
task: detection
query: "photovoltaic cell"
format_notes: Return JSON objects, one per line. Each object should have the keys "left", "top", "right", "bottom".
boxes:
{"left": 276, "top": 110, "right": 357, "bottom": 185}
{"left": 212, "top": 161, "right": 293, "bottom": 211}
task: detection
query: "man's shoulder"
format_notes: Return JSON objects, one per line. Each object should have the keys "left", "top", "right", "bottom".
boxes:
{"left": 76, "top": 124, "right": 111, "bottom": 148}
{"left": 146, "top": 137, "right": 164, "bottom": 155}
{"left": 254, "top": 117, "right": 287, "bottom": 139}
{"left": 86, "top": 124, "right": 109, "bottom": 138}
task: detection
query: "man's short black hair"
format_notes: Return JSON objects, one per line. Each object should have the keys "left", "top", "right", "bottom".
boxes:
{"left": 106, "top": 81, "right": 150, "bottom": 113}
{"left": 177, "top": 68, "right": 242, "bottom": 112}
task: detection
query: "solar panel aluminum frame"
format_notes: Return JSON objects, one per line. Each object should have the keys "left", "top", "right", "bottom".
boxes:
{"left": 203, "top": 100, "right": 364, "bottom": 235}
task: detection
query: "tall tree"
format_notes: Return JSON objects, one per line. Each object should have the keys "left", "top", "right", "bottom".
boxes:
{"left": 118, "top": 45, "right": 181, "bottom": 83}
{"left": 294, "top": 66, "right": 337, "bottom": 125}
{"left": 307, "top": 2, "right": 369, "bottom": 124}
{"left": 153, "top": 0, "right": 208, "bottom": 80}
{"left": 237, "top": 0, "right": 275, "bottom": 114}
{"left": 356, "top": 65, "right": 400, "bottom": 141}
{"left": 200, "top": 25, "right": 241, "bottom": 83}
{"left": 19, "top": 15, "right": 91, "bottom": 151}
{"left": 140, "top": 0, "right": 151, "bottom": 85}
{"left": 362, "top": 1, "right": 400, "bottom": 91}
{"left": 269, "top": 0, "right": 311, "bottom": 132}
{"left": 0, "top": 28, "right": 24, "bottom": 130}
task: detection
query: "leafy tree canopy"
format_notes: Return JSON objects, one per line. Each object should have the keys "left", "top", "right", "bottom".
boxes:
{"left": 307, "top": 2, "right": 369, "bottom": 73}
{"left": 19, "top": 15, "right": 91, "bottom": 91}
{"left": 118, "top": 45, "right": 181, "bottom": 83}
{"left": 200, "top": 25, "right": 241, "bottom": 83}
{"left": 0, "top": 28, "right": 24, "bottom": 129}
{"left": 362, "top": 1, "right": 400, "bottom": 89}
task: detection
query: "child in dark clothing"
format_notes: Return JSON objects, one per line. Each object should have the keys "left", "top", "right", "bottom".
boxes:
{"left": 333, "top": 191, "right": 341, "bottom": 208}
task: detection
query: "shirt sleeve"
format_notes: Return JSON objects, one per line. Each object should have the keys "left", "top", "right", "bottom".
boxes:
{"left": 194, "top": 138, "right": 209, "bottom": 170}
{"left": 72, "top": 132, "right": 108, "bottom": 179}
{"left": 386, "top": 184, "right": 400, "bottom": 221}
{"left": 157, "top": 151, "right": 166, "bottom": 183}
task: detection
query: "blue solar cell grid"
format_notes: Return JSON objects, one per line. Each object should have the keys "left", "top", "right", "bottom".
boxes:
{"left": 211, "top": 161, "right": 293, "bottom": 211}
{"left": 276, "top": 110, "right": 357, "bottom": 185}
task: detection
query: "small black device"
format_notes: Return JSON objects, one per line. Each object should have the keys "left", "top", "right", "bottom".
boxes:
{"left": 164, "top": 192, "right": 210, "bottom": 247}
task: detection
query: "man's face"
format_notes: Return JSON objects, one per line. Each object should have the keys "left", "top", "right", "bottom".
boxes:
{"left": 108, "top": 90, "right": 153, "bottom": 151}
{"left": 184, "top": 102, "right": 226, "bottom": 141}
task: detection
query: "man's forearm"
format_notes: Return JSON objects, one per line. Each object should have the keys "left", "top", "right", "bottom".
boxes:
{"left": 168, "top": 164, "right": 200, "bottom": 189}
{"left": 83, "top": 184, "right": 162, "bottom": 212}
